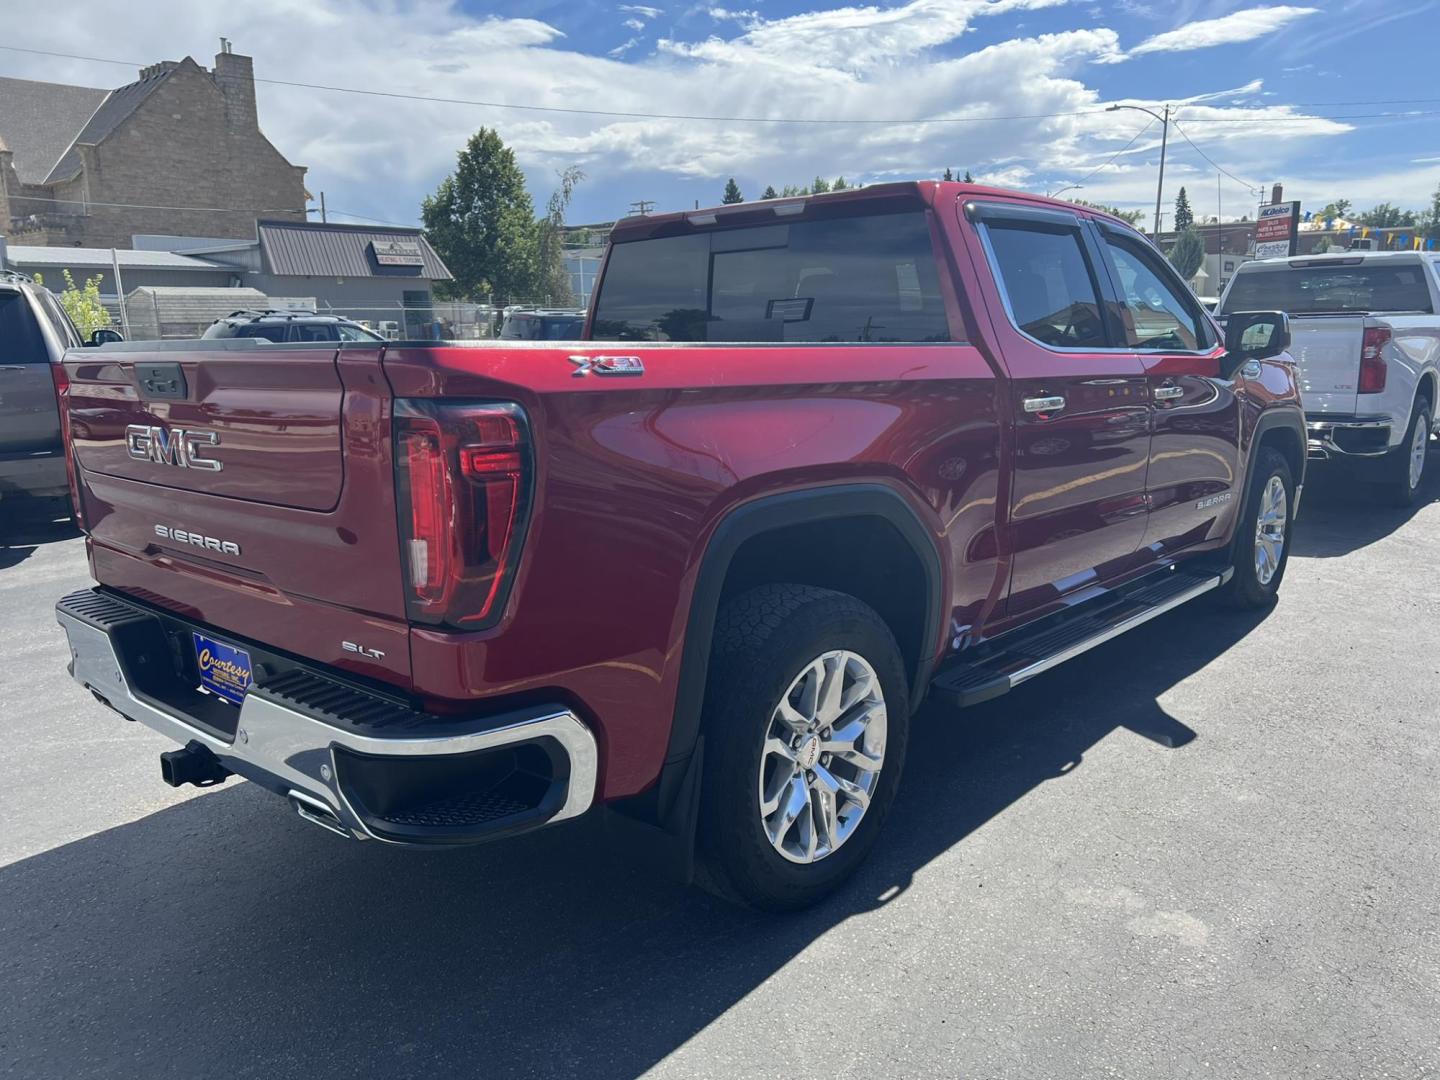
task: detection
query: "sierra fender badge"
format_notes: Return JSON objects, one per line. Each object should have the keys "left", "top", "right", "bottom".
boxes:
{"left": 568, "top": 355, "right": 644, "bottom": 378}
{"left": 1195, "top": 492, "right": 1234, "bottom": 510}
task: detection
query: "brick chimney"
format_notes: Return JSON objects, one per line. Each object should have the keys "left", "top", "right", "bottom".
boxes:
{"left": 1271, "top": 183, "right": 1284, "bottom": 205}
{"left": 213, "top": 45, "right": 257, "bottom": 130}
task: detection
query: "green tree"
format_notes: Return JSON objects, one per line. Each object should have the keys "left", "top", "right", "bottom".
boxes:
{"left": 810, "top": 176, "right": 831, "bottom": 194}
{"left": 722, "top": 177, "right": 744, "bottom": 204}
{"left": 963, "top": 170, "right": 974, "bottom": 183}
{"left": 34, "top": 270, "right": 112, "bottom": 336}
{"left": 832, "top": 176, "right": 849, "bottom": 191}
{"left": 780, "top": 184, "right": 808, "bottom": 197}
{"left": 535, "top": 166, "right": 584, "bottom": 307}
{"left": 761, "top": 185, "right": 778, "bottom": 200}
{"left": 422, "top": 127, "right": 539, "bottom": 301}
{"left": 1415, "top": 182, "right": 1440, "bottom": 240}
{"left": 1357, "top": 202, "right": 1417, "bottom": 228}
{"left": 1317, "top": 198, "right": 1352, "bottom": 221}
{"left": 942, "top": 167, "right": 954, "bottom": 181}
{"left": 1168, "top": 227, "right": 1205, "bottom": 283}
{"left": 1174, "top": 186, "right": 1193, "bottom": 233}
{"left": 1073, "top": 199, "right": 1145, "bottom": 226}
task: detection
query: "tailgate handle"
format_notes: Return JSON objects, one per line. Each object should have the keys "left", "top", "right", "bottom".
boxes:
{"left": 135, "top": 362, "right": 188, "bottom": 400}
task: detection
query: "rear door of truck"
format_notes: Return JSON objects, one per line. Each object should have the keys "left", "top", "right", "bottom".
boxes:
{"left": 64, "top": 339, "right": 413, "bottom": 687}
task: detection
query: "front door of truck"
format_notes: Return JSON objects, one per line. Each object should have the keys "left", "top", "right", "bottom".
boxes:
{"left": 964, "top": 202, "right": 1153, "bottom": 620}
{"left": 1091, "top": 221, "right": 1242, "bottom": 555}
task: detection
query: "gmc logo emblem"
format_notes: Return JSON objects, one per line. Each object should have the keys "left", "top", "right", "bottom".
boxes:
{"left": 125, "top": 425, "right": 223, "bottom": 472}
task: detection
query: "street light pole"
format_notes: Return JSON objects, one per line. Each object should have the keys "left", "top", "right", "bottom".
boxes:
{"left": 1106, "top": 102, "right": 1171, "bottom": 236}
{"left": 1048, "top": 183, "right": 1083, "bottom": 199}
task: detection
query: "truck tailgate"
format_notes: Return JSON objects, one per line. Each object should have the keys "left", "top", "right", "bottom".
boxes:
{"left": 65, "top": 342, "right": 413, "bottom": 687}
{"left": 1289, "top": 315, "right": 1364, "bottom": 415}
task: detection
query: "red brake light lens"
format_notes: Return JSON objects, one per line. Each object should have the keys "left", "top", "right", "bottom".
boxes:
{"left": 1359, "top": 327, "right": 1389, "bottom": 394}
{"left": 394, "top": 402, "right": 530, "bottom": 627}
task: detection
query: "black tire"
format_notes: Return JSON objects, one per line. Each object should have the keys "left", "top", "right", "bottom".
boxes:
{"left": 1384, "top": 399, "right": 1431, "bottom": 508}
{"left": 1222, "top": 445, "right": 1295, "bottom": 609}
{"left": 697, "top": 584, "right": 909, "bottom": 911}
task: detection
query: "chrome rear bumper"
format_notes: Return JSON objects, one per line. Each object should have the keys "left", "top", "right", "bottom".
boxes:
{"left": 56, "top": 589, "right": 598, "bottom": 844}
{"left": 1306, "top": 417, "right": 1391, "bottom": 459}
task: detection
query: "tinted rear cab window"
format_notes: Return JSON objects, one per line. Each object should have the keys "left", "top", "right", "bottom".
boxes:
{"left": 1220, "top": 262, "right": 1434, "bottom": 315}
{"left": 590, "top": 210, "right": 950, "bottom": 342}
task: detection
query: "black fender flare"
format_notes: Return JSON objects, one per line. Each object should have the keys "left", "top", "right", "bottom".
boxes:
{"left": 650, "top": 483, "right": 945, "bottom": 821}
{"left": 1249, "top": 405, "right": 1307, "bottom": 489}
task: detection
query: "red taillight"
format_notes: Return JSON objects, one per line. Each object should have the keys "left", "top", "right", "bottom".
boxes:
{"left": 394, "top": 402, "right": 529, "bottom": 627}
{"left": 1359, "top": 327, "right": 1389, "bottom": 394}
{"left": 50, "top": 360, "right": 84, "bottom": 526}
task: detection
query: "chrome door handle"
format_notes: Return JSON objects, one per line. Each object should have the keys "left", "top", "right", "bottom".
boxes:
{"left": 0, "top": 365, "right": 27, "bottom": 372}
{"left": 1022, "top": 395, "right": 1066, "bottom": 414}
{"left": 1154, "top": 385, "right": 1185, "bottom": 401}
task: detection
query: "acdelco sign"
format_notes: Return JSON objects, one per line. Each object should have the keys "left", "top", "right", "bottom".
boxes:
{"left": 124, "top": 425, "right": 223, "bottom": 472}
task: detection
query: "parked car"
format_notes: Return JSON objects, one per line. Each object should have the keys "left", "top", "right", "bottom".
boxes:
{"left": 202, "top": 309, "right": 383, "bottom": 342}
{"left": 0, "top": 270, "right": 118, "bottom": 523}
{"left": 1218, "top": 250, "right": 1439, "bottom": 505}
{"left": 498, "top": 308, "right": 586, "bottom": 340}
{"left": 53, "top": 182, "right": 1303, "bottom": 909}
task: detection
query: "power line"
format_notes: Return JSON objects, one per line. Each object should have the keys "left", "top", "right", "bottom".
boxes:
{"left": 1169, "top": 120, "right": 1262, "bottom": 194}
{"left": 3, "top": 44, "right": 1437, "bottom": 128}
{"left": 8, "top": 191, "right": 420, "bottom": 228}
{"left": 1073, "top": 120, "right": 1157, "bottom": 188}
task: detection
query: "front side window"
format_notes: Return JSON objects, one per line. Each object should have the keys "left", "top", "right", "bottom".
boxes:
{"left": 291, "top": 323, "right": 338, "bottom": 342}
{"left": 1101, "top": 234, "right": 1209, "bottom": 351}
{"left": 984, "top": 222, "right": 1108, "bottom": 348}
{"left": 591, "top": 211, "right": 950, "bottom": 343}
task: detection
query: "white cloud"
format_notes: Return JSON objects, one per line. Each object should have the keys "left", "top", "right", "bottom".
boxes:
{"left": 623, "top": 17, "right": 646, "bottom": 31}
{"left": 0, "top": 0, "right": 1416, "bottom": 227}
{"left": 1118, "top": 5, "right": 1318, "bottom": 60}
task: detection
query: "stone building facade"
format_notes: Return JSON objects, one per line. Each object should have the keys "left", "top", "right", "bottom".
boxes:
{"left": 0, "top": 46, "right": 306, "bottom": 249}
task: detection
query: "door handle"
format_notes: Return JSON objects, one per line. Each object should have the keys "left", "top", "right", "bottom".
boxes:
{"left": 1154, "top": 385, "right": 1185, "bottom": 401}
{"left": 0, "top": 365, "right": 27, "bottom": 372}
{"left": 1022, "top": 395, "right": 1066, "bottom": 414}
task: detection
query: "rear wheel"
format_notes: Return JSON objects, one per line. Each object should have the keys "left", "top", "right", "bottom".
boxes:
{"left": 698, "top": 585, "right": 909, "bottom": 911}
{"left": 1385, "top": 400, "right": 1431, "bottom": 507}
{"left": 1222, "top": 445, "right": 1294, "bottom": 609}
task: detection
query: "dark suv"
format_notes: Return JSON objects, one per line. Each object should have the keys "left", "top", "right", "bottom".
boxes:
{"left": 202, "top": 309, "right": 383, "bottom": 343}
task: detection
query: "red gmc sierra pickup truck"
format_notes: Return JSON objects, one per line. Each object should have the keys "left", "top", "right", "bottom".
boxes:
{"left": 54, "top": 182, "right": 1305, "bottom": 909}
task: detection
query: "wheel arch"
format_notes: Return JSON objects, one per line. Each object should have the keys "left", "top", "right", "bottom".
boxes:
{"left": 1251, "top": 406, "right": 1306, "bottom": 493}
{"left": 651, "top": 483, "right": 945, "bottom": 821}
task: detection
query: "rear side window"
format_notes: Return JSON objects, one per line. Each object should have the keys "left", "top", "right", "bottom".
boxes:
{"left": 290, "top": 323, "right": 338, "bottom": 342}
{"left": 1220, "top": 262, "right": 1434, "bottom": 315}
{"left": 984, "top": 223, "right": 1108, "bottom": 348}
{"left": 590, "top": 211, "right": 950, "bottom": 343}
{"left": 0, "top": 291, "right": 50, "bottom": 363}
{"left": 203, "top": 322, "right": 288, "bottom": 342}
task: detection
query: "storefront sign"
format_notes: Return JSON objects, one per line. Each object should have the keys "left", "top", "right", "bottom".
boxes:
{"left": 370, "top": 240, "right": 425, "bottom": 267}
{"left": 1254, "top": 202, "right": 1300, "bottom": 258}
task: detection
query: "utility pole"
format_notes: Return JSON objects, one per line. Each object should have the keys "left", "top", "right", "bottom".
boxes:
{"left": 1106, "top": 102, "right": 1170, "bottom": 236}
{"left": 628, "top": 199, "right": 655, "bottom": 216}
{"left": 320, "top": 191, "right": 327, "bottom": 224}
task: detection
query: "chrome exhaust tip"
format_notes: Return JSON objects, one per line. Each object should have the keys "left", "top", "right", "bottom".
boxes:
{"left": 287, "top": 790, "right": 350, "bottom": 837}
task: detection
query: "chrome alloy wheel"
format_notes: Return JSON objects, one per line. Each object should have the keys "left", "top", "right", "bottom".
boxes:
{"left": 758, "top": 650, "right": 886, "bottom": 865}
{"left": 1254, "top": 475, "right": 1288, "bottom": 586}
{"left": 1409, "top": 413, "right": 1429, "bottom": 491}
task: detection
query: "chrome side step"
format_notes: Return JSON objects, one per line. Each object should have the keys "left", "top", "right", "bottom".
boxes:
{"left": 931, "top": 567, "right": 1229, "bottom": 708}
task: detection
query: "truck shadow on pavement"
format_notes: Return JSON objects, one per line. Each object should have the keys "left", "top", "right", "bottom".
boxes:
{"left": 1293, "top": 451, "right": 1439, "bottom": 559}
{"left": 0, "top": 516, "right": 79, "bottom": 570}
{"left": 0, "top": 603, "right": 1269, "bottom": 1080}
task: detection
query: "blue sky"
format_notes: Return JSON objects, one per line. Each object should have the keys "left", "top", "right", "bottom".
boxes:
{"left": 6, "top": 0, "right": 1440, "bottom": 228}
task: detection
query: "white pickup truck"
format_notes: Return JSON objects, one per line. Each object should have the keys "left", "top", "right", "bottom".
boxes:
{"left": 1218, "top": 251, "right": 1439, "bottom": 505}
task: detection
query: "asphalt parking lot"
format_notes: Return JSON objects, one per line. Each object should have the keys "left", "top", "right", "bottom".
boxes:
{"left": 1, "top": 467, "right": 1437, "bottom": 1080}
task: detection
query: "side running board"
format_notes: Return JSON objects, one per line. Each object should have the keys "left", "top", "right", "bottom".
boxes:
{"left": 931, "top": 567, "right": 1230, "bottom": 708}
